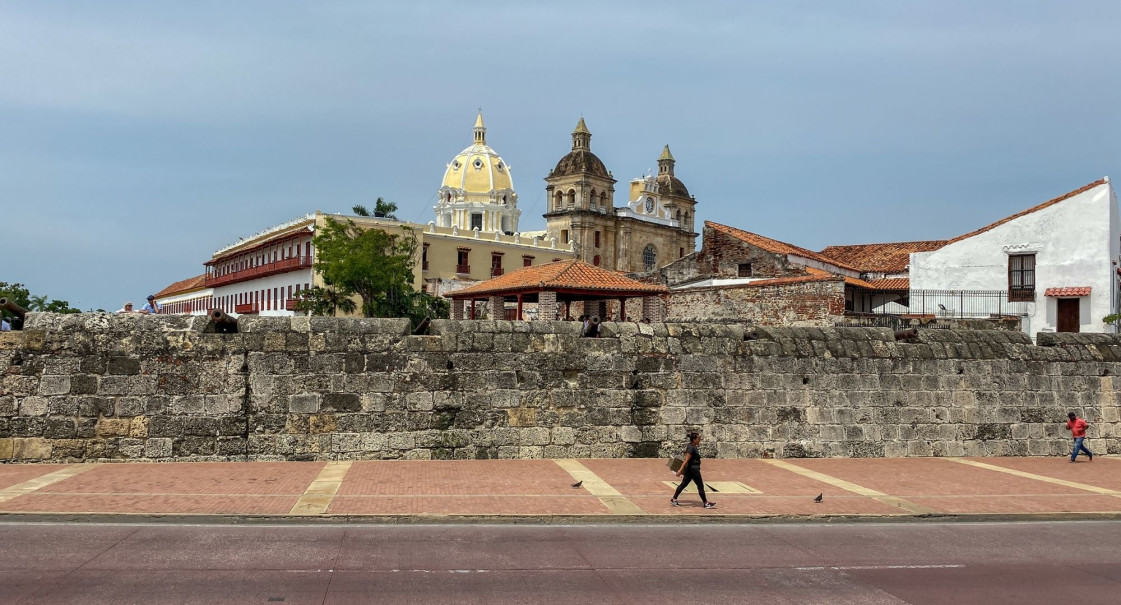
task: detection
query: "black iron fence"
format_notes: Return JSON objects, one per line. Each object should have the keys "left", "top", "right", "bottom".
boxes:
{"left": 908, "top": 289, "right": 1031, "bottom": 318}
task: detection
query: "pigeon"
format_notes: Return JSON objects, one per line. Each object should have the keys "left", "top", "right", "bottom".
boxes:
{"left": 571, "top": 480, "right": 583, "bottom": 488}
{"left": 813, "top": 493, "right": 823, "bottom": 503}
{"left": 706, "top": 484, "right": 719, "bottom": 493}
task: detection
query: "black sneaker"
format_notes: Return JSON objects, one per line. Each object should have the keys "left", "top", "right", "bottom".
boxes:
{"left": 670, "top": 499, "right": 680, "bottom": 507}
{"left": 704, "top": 502, "right": 716, "bottom": 509}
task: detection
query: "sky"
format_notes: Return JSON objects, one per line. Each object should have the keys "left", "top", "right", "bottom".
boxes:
{"left": 2, "top": 1, "right": 1119, "bottom": 311}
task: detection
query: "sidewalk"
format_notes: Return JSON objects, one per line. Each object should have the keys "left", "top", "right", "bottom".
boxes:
{"left": 1, "top": 456, "right": 1119, "bottom": 522}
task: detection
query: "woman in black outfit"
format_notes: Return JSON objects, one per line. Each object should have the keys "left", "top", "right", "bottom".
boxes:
{"left": 671, "top": 431, "right": 715, "bottom": 509}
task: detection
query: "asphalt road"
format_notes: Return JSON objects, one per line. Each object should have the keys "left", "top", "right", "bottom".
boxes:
{"left": 1, "top": 520, "right": 1119, "bottom": 604}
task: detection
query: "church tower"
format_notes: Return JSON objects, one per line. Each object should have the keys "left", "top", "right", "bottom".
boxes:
{"left": 544, "top": 118, "right": 618, "bottom": 267}
{"left": 435, "top": 112, "right": 521, "bottom": 234}
{"left": 655, "top": 145, "right": 698, "bottom": 252}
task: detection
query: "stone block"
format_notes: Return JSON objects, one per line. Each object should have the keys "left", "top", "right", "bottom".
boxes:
{"left": 39, "top": 375, "right": 71, "bottom": 396}
{"left": 18, "top": 396, "right": 49, "bottom": 417}
{"left": 288, "top": 394, "right": 320, "bottom": 414}
{"left": 145, "top": 437, "right": 173, "bottom": 458}
{"left": 12, "top": 437, "right": 52, "bottom": 460}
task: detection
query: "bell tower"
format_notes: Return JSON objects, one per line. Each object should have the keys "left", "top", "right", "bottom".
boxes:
{"left": 544, "top": 118, "right": 617, "bottom": 267}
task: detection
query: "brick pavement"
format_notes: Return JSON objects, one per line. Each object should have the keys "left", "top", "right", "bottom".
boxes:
{"left": 0, "top": 456, "right": 1118, "bottom": 520}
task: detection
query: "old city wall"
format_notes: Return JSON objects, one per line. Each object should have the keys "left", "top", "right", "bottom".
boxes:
{"left": 1, "top": 313, "right": 1119, "bottom": 463}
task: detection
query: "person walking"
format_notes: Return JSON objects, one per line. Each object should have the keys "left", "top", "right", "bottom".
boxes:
{"left": 671, "top": 431, "right": 715, "bottom": 509}
{"left": 1065, "top": 411, "right": 1093, "bottom": 463}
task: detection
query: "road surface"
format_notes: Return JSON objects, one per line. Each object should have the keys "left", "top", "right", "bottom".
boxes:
{"left": 2, "top": 520, "right": 1119, "bottom": 604}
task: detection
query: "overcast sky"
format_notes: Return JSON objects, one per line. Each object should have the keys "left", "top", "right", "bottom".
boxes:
{"left": 2, "top": 1, "right": 1119, "bottom": 311}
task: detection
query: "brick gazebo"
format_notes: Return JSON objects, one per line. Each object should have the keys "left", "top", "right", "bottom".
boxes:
{"left": 447, "top": 260, "right": 668, "bottom": 321}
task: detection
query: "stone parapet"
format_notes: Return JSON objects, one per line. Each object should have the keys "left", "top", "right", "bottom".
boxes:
{"left": 2, "top": 313, "right": 1119, "bottom": 462}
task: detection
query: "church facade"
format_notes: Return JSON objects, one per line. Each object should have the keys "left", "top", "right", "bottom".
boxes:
{"left": 154, "top": 113, "right": 696, "bottom": 317}
{"left": 543, "top": 118, "right": 699, "bottom": 273}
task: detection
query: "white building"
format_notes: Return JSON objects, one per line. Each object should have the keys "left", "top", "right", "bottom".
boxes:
{"left": 910, "top": 178, "right": 1120, "bottom": 334}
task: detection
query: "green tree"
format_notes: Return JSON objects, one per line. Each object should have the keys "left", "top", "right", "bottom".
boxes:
{"left": 0, "top": 282, "right": 77, "bottom": 317}
{"left": 352, "top": 197, "right": 398, "bottom": 220}
{"left": 293, "top": 284, "right": 357, "bottom": 317}
{"left": 27, "top": 294, "right": 49, "bottom": 311}
{"left": 310, "top": 217, "right": 448, "bottom": 326}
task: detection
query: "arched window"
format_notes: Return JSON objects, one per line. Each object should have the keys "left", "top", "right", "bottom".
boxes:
{"left": 593, "top": 255, "right": 601, "bottom": 266}
{"left": 642, "top": 244, "right": 657, "bottom": 271}
{"left": 600, "top": 192, "right": 607, "bottom": 209}
{"left": 554, "top": 191, "right": 563, "bottom": 210}
{"left": 566, "top": 189, "right": 576, "bottom": 207}
{"left": 683, "top": 211, "right": 690, "bottom": 227}
{"left": 589, "top": 188, "right": 597, "bottom": 209}
{"left": 675, "top": 210, "right": 682, "bottom": 221}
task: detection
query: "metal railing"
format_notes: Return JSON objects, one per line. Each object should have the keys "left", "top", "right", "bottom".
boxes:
{"left": 908, "top": 289, "right": 1031, "bottom": 318}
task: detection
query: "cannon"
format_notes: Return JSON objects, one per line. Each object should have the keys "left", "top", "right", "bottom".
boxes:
{"left": 0, "top": 297, "right": 27, "bottom": 330}
{"left": 582, "top": 315, "right": 602, "bottom": 338}
{"left": 210, "top": 309, "right": 239, "bottom": 334}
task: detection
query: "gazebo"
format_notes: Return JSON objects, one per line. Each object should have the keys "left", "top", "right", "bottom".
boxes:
{"left": 447, "top": 260, "right": 669, "bottom": 321}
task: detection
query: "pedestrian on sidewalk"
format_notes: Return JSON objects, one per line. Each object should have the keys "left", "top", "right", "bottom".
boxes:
{"left": 671, "top": 431, "right": 715, "bottom": 509}
{"left": 1065, "top": 411, "right": 1093, "bottom": 463}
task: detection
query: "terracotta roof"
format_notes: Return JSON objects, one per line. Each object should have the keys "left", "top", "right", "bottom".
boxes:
{"left": 673, "top": 273, "right": 840, "bottom": 292}
{"left": 946, "top": 179, "right": 1108, "bottom": 245}
{"left": 153, "top": 274, "right": 207, "bottom": 299}
{"left": 706, "top": 222, "right": 860, "bottom": 272}
{"left": 448, "top": 260, "right": 667, "bottom": 298}
{"left": 866, "top": 278, "right": 910, "bottom": 290}
{"left": 1044, "top": 286, "right": 1091, "bottom": 297}
{"left": 819, "top": 241, "right": 946, "bottom": 273}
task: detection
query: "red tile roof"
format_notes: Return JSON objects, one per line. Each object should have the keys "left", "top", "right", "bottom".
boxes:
{"left": 706, "top": 222, "right": 861, "bottom": 272}
{"left": 1044, "top": 287, "right": 1091, "bottom": 297}
{"left": 449, "top": 260, "right": 668, "bottom": 298}
{"left": 946, "top": 179, "right": 1108, "bottom": 245}
{"left": 153, "top": 274, "right": 207, "bottom": 299}
{"left": 865, "top": 278, "right": 910, "bottom": 290}
{"left": 818, "top": 241, "right": 946, "bottom": 273}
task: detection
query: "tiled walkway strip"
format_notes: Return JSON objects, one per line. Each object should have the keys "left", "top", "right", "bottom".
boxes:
{"left": 761, "top": 459, "right": 939, "bottom": 515}
{"left": 289, "top": 461, "right": 353, "bottom": 515}
{"left": 0, "top": 465, "right": 96, "bottom": 504}
{"left": 553, "top": 459, "right": 645, "bottom": 515}
{"left": 944, "top": 458, "right": 1121, "bottom": 499}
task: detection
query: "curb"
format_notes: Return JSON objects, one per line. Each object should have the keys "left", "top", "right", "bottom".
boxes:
{"left": 3, "top": 511, "right": 1121, "bottom": 526}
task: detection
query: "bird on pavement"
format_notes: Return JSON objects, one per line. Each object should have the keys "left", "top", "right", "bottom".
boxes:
{"left": 813, "top": 493, "right": 823, "bottom": 503}
{"left": 571, "top": 480, "right": 583, "bottom": 488}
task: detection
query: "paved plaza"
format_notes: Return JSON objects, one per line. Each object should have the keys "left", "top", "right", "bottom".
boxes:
{"left": 1, "top": 456, "right": 1119, "bottom": 521}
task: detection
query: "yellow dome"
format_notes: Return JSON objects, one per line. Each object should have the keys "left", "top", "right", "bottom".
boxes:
{"left": 440, "top": 113, "right": 515, "bottom": 194}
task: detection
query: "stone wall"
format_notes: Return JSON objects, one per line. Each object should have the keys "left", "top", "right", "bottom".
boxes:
{"left": 2, "top": 313, "right": 1119, "bottom": 463}
{"left": 664, "top": 279, "right": 846, "bottom": 326}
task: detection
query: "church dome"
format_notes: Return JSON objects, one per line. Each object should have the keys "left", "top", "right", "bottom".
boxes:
{"left": 440, "top": 113, "right": 515, "bottom": 194}
{"left": 550, "top": 117, "right": 612, "bottom": 179}
{"left": 552, "top": 149, "right": 610, "bottom": 179}
{"left": 657, "top": 174, "right": 689, "bottom": 198}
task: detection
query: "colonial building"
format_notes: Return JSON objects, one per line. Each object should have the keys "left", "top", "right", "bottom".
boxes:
{"left": 544, "top": 119, "right": 698, "bottom": 273}
{"left": 155, "top": 114, "right": 577, "bottom": 316}
{"left": 910, "top": 178, "right": 1120, "bottom": 334}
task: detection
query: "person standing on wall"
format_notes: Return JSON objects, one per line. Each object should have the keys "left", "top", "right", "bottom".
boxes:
{"left": 671, "top": 431, "right": 715, "bottom": 509}
{"left": 1065, "top": 411, "right": 1093, "bottom": 463}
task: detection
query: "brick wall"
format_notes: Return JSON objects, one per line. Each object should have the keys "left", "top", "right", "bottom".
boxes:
{"left": 2, "top": 314, "right": 1119, "bottom": 462}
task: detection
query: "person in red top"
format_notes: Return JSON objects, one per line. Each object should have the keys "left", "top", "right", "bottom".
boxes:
{"left": 1065, "top": 412, "right": 1093, "bottom": 463}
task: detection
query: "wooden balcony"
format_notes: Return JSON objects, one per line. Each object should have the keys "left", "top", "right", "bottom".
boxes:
{"left": 205, "top": 256, "right": 313, "bottom": 288}
{"left": 234, "top": 303, "right": 259, "bottom": 314}
{"left": 490, "top": 267, "right": 504, "bottom": 277}
{"left": 456, "top": 264, "right": 470, "bottom": 274}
